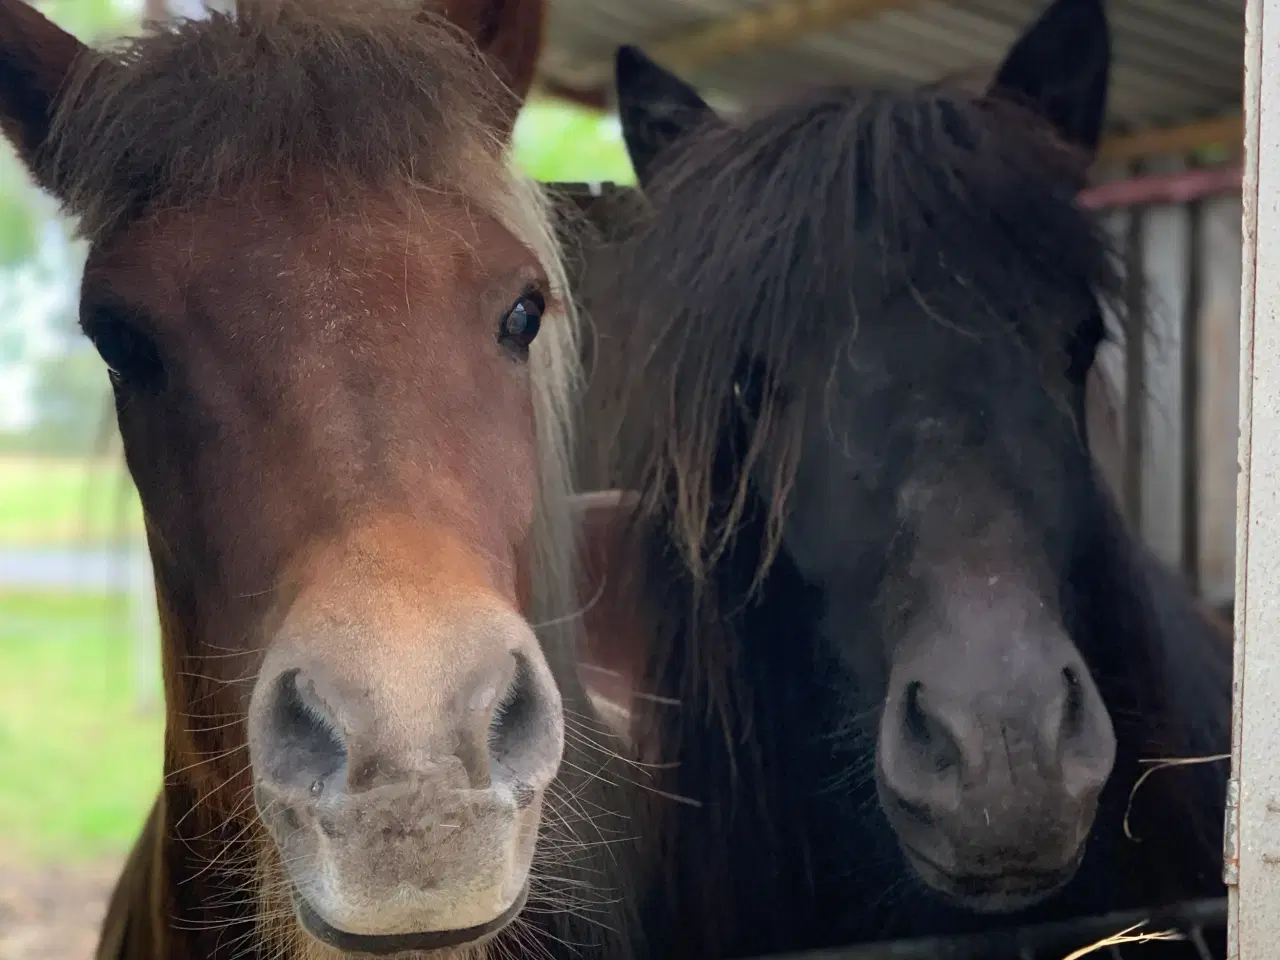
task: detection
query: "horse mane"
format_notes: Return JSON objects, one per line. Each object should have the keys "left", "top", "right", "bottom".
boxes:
{"left": 66, "top": 4, "right": 641, "bottom": 958}
{"left": 1085, "top": 494, "right": 1233, "bottom": 878}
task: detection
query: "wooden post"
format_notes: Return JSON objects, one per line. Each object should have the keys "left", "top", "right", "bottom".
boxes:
{"left": 1229, "top": 0, "right": 1280, "bottom": 953}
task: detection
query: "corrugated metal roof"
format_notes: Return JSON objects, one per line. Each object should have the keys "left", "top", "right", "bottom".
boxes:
{"left": 541, "top": 0, "right": 1244, "bottom": 133}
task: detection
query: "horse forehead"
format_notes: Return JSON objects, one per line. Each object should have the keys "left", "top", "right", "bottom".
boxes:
{"left": 88, "top": 188, "right": 534, "bottom": 325}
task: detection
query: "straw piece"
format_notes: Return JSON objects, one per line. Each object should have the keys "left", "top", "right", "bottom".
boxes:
{"left": 1059, "top": 922, "right": 1184, "bottom": 959}
{"left": 1123, "top": 754, "right": 1231, "bottom": 842}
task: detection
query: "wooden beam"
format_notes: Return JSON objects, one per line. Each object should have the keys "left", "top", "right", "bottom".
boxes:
{"left": 534, "top": 76, "right": 610, "bottom": 110}
{"left": 1099, "top": 114, "right": 1244, "bottom": 163}
{"left": 1079, "top": 162, "right": 1242, "bottom": 209}
{"left": 540, "top": 0, "right": 1242, "bottom": 168}
{"left": 532, "top": 71, "right": 1244, "bottom": 168}
{"left": 653, "top": 0, "right": 919, "bottom": 76}
{"left": 543, "top": 0, "right": 918, "bottom": 92}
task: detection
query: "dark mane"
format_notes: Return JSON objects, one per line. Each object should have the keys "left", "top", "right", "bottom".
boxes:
{"left": 590, "top": 88, "right": 1121, "bottom": 588}
{"left": 43, "top": 0, "right": 513, "bottom": 239}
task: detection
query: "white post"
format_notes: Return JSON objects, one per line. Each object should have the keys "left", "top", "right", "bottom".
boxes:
{"left": 1230, "top": 0, "right": 1280, "bottom": 953}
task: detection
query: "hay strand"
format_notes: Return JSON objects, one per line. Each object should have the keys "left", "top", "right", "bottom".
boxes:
{"left": 1059, "top": 922, "right": 1184, "bottom": 959}
{"left": 1123, "top": 753, "right": 1231, "bottom": 842}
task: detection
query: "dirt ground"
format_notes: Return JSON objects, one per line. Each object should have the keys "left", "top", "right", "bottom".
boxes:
{"left": 0, "top": 856, "right": 120, "bottom": 960}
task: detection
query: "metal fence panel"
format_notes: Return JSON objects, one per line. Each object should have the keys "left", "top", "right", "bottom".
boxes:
{"left": 737, "top": 900, "right": 1225, "bottom": 960}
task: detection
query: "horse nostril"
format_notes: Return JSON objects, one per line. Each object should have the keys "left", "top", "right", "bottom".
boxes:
{"left": 1051, "top": 660, "right": 1116, "bottom": 802}
{"left": 488, "top": 652, "right": 544, "bottom": 785}
{"left": 892, "top": 790, "right": 936, "bottom": 826}
{"left": 262, "top": 668, "right": 347, "bottom": 790}
{"left": 901, "top": 681, "right": 962, "bottom": 775}
{"left": 904, "top": 681, "right": 931, "bottom": 747}
{"left": 878, "top": 679, "right": 969, "bottom": 820}
{"left": 1061, "top": 666, "right": 1085, "bottom": 740}
{"left": 486, "top": 655, "right": 563, "bottom": 798}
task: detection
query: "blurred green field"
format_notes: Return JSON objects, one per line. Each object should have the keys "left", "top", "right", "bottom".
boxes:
{"left": 0, "top": 591, "right": 162, "bottom": 862}
{"left": 0, "top": 457, "right": 140, "bottom": 547}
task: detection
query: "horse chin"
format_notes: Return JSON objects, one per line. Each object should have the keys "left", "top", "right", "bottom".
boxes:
{"left": 257, "top": 776, "right": 544, "bottom": 954}
{"left": 900, "top": 843, "right": 1084, "bottom": 914}
{"left": 292, "top": 881, "right": 529, "bottom": 955}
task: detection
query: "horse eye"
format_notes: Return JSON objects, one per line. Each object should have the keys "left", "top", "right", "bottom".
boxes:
{"left": 83, "top": 309, "right": 164, "bottom": 389}
{"left": 497, "top": 289, "right": 545, "bottom": 356}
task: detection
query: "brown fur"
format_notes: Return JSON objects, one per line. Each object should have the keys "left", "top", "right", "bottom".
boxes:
{"left": 438, "top": 0, "right": 545, "bottom": 102}
{"left": 0, "top": 1, "right": 643, "bottom": 957}
{"left": 43, "top": 0, "right": 519, "bottom": 241}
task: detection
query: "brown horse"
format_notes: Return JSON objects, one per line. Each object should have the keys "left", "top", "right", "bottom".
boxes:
{"left": 0, "top": 1, "right": 643, "bottom": 957}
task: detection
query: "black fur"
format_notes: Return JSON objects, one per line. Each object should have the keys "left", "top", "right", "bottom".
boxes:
{"left": 576, "top": 1, "right": 1230, "bottom": 956}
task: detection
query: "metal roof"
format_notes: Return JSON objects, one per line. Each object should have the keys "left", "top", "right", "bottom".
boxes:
{"left": 540, "top": 0, "right": 1245, "bottom": 139}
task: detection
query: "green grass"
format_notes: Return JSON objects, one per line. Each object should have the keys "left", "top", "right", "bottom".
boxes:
{"left": 0, "top": 590, "right": 162, "bottom": 861}
{"left": 0, "top": 456, "right": 142, "bottom": 547}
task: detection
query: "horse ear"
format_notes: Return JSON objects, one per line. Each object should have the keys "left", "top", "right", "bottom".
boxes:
{"left": 615, "top": 45, "right": 714, "bottom": 189}
{"left": 0, "top": 0, "right": 93, "bottom": 190}
{"left": 433, "top": 0, "right": 545, "bottom": 106}
{"left": 988, "top": 0, "right": 1111, "bottom": 158}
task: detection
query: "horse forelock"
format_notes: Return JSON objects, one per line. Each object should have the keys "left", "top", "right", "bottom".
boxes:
{"left": 44, "top": 0, "right": 516, "bottom": 240}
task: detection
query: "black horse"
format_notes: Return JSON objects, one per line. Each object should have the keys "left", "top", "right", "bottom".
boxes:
{"left": 571, "top": 0, "right": 1231, "bottom": 956}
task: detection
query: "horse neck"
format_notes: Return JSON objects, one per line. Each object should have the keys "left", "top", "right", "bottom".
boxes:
{"left": 96, "top": 777, "right": 266, "bottom": 960}
{"left": 95, "top": 576, "right": 272, "bottom": 959}
{"left": 96, "top": 797, "right": 162, "bottom": 960}
{"left": 628, "top": 509, "right": 847, "bottom": 957}
{"left": 1069, "top": 500, "right": 1232, "bottom": 907}
{"left": 520, "top": 624, "right": 649, "bottom": 960}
